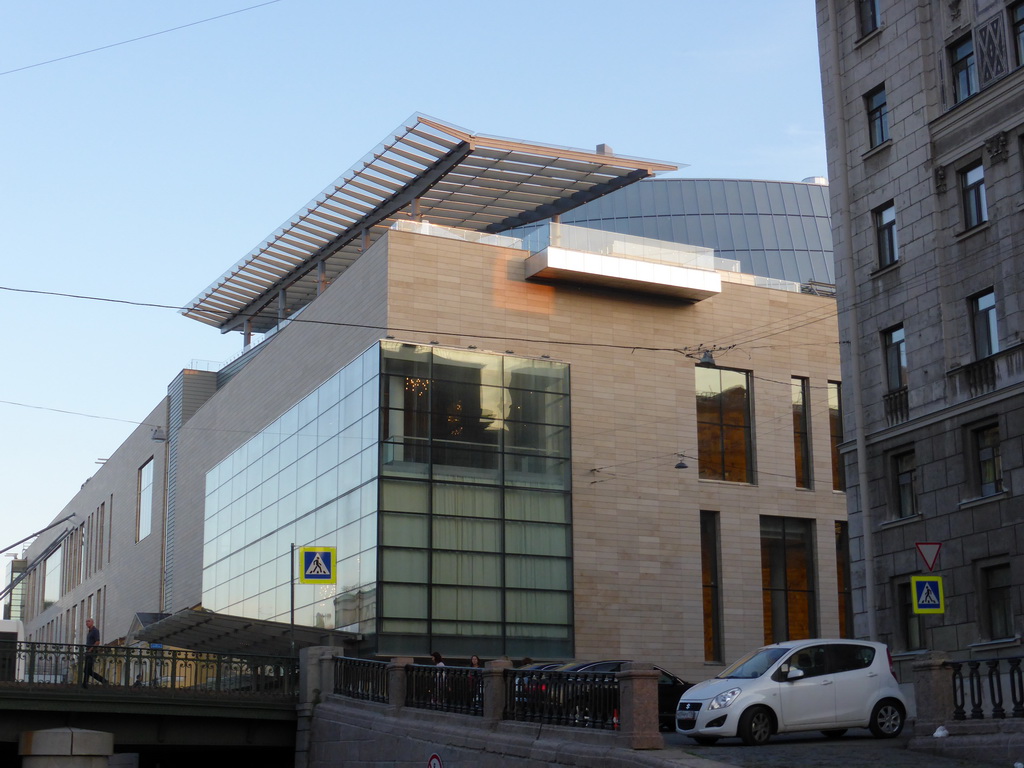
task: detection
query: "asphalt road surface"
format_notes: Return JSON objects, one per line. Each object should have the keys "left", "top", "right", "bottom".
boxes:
{"left": 661, "top": 729, "right": 1012, "bottom": 768}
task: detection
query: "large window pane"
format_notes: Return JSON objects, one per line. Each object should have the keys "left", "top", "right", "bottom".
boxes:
{"left": 701, "top": 511, "right": 722, "bottom": 662}
{"left": 792, "top": 377, "right": 811, "bottom": 489}
{"left": 432, "top": 552, "right": 501, "bottom": 587}
{"left": 506, "top": 522, "right": 569, "bottom": 557}
{"left": 505, "top": 590, "right": 570, "bottom": 624}
{"left": 433, "top": 483, "right": 500, "bottom": 518}
{"left": 137, "top": 458, "right": 154, "bottom": 541}
{"left": 505, "top": 489, "right": 570, "bottom": 523}
{"left": 828, "top": 382, "right": 846, "bottom": 491}
{"left": 696, "top": 366, "right": 754, "bottom": 483}
{"left": 506, "top": 556, "right": 570, "bottom": 590}
{"left": 761, "top": 516, "right": 817, "bottom": 643}
{"left": 433, "top": 517, "right": 501, "bottom": 553}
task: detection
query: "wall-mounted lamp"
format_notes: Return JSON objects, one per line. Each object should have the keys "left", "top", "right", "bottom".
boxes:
{"left": 698, "top": 350, "right": 715, "bottom": 366}
{"left": 675, "top": 459, "right": 688, "bottom": 469}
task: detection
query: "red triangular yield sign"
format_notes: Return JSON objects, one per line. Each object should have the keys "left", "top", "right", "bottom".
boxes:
{"left": 916, "top": 542, "right": 942, "bottom": 572}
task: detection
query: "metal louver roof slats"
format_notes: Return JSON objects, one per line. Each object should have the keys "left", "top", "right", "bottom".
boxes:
{"left": 281, "top": 225, "right": 331, "bottom": 247}
{"left": 336, "top": 185, "right": 385, "bottom": 208}
{"left": 224, "top": 274, "right": 271, "bottom": 294}
{"left": 352, "top": 172, "right": 404, "bottom": 194}
{"left": 371, "top": 154, "right": 421, "bottom": 179}
{"left": 385, "top": 142, "right": 442, "bottom": 168}
{"left": 438, "top": 172, "right": 561, "bottom": 199}
{"left": 426, "top": 193, "right": 529, "bottom": 216}
{"left": 182, "top": 114, "right": 677, "bottom": 332}
{"left": 292, "top": 219, "right": 343, "bottom": 240}
{"left": 397, "top": 135, "right": 452, "bottom": 160}
{"left": 405, "top": 126, "right": 460, "bottom": 149}
{"left": 458, "top": 159, "right": 584, "bottom": 191}
{"left": 436, "top": 184, "right": 560, "bottom": 208}
{"left": 316, "top": 201, "right": 361, "bottom": 224}
{"left": 327, "top": 192, "right": 375, "bottom": 215}
{"left": 265, "top": 241, "right": 311, "bottom": 261}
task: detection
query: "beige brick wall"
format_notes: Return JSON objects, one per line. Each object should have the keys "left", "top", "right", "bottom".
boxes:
{"left": 22, "top": 399, "right": 170, "bottom": 644}
{"left": 384, "top": 229, "right": 846, "bottom": 681}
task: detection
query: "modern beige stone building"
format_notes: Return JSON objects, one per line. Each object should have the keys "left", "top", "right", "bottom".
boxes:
{"left": 15, "top": 116, "right": 845, "bottom": 682}
{"left": 817, "top": 0, "right": 1024, "bottom": 663}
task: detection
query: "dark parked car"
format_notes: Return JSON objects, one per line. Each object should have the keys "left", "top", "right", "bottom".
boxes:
{"left": 554, "top": 660, "right": 692, "bottom": 731}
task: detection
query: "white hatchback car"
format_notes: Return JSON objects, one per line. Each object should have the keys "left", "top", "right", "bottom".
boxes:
{"left": 675, "top": 639, "right": 906, "bottom": 746}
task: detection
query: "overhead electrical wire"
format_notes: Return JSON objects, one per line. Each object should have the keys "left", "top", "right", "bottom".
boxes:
{"left": 0, "top": 1, "right": 286, "bottom": 77}
{"left": 2, "top": 279, "right": 848, "bottom": 484}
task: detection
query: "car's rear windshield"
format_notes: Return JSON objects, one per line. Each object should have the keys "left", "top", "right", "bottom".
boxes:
{"left": 717, "top": 647, "right": 789, "bottom": 679}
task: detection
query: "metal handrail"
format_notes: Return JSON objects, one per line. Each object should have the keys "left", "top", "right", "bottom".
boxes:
{"left": 333, "top": 656, "right": 388, "bottom": 703}
{"left": 0, "top": 641, "right": 298, "bottom": 697}
{"left": 406, "top": 664, "right": 482, "bottom": 716}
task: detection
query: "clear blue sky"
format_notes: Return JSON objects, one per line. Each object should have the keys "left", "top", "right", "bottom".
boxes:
{"left": 0, "top": 1, "right": 826, "bottom": 558}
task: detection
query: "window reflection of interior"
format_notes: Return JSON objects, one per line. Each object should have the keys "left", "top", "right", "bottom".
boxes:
{"left": 696, "top": 366, "right": 754, "bottom": 483}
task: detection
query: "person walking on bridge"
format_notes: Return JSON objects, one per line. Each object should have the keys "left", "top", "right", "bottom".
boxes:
{"left": 81, "top": 618, "right": 108, "bottom": 688}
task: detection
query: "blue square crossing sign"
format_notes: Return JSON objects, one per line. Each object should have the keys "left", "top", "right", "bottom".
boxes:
{"left": 299, "top": 547, "right": 336, "bottom": 585}
{"left": 911, "top": 575, "right": 944, "bottom": 614}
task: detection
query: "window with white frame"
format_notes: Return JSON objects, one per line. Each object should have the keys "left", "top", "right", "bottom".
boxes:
{"left": 980, "top": 562, "right": 1013, "bottom": 640}
{"left": 137, "top": 458, "right": 154, "bottom": 541}
{"left": 891, "top": 449, "right": 917, "bottom": 519}
{"left": 971, "top": 289, "right": 999, "bottom": 359}
{"left": 866, "top": 85, "right": 889, "bottom": 148}
{"left": 950, "top": 36, "right": 978, "bottom": 103}
{"left": 858, "top": 0, "right": 880, "bottom": 37}
{"left": 875, "top": 201, "right": 898, "bottom": 267}
{"left": 961, "top": 162, "right": 988, "bottom": 229}
{"left": 884, "top": 325, "right": 907, "bottom": 392}
{"left": 1014, "top": 2, "right": 1024, "bottom": 67}
{"left": 973, "top": 424, "right": 1003, "bottom": 497}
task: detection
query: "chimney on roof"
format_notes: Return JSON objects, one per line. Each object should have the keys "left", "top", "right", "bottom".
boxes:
{"left": 596, "top": 143, "right": 613, "bottom": 156}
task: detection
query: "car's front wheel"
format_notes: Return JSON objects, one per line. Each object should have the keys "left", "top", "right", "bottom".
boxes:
{"left": 738, "top": 706, "right": 773, "bottom": 746}
{"left": 869, "top": 699, "right": 905, "bottom": 738}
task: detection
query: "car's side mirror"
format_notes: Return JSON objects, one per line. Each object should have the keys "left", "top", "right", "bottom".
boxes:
{"left": 786, "top": 667, "right": 805, "bottom": 681}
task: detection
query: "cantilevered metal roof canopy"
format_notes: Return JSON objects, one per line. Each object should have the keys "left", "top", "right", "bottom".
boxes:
{"left": 181, "top": 114, "right": 679, "bottom": 334}
{"left": 136, "top": 607, "right": 358, "bottom": 657}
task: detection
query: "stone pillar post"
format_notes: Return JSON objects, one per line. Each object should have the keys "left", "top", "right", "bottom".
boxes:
{"left": 296, "top": 646, "right": 337, "bottom": 768}
{"left": 388, "top": 657, "right": 413, "bottom": 714}
{"left": 20, "top": 727, "right": 113, "bottom": 768}
{"left": 911, "top": 650, "right": 953, "bottom": 732}
{"left": 298, "top": 646, "right": 337, "bottom": 708}
{"left": 483, "top": 658, "right": 512, "bottom": 723}
{"left": 617, "top": 663, "right": 664, "bottom": 750}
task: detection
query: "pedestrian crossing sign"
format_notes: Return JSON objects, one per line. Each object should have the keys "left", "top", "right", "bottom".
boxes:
{"left": 911, "top": 575, "right": 944, "bottom": 614}
{"left": 299, "top": 547, "right": 336, "bottom": 584}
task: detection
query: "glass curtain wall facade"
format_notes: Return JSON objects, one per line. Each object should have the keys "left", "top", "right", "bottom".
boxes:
{"left": 202, "top": 341, "right": 572, "bottom": 659}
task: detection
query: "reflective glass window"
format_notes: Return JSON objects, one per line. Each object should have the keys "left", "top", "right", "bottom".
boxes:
{"left": 696, "top": 366, "right": 754, "bottom": 483}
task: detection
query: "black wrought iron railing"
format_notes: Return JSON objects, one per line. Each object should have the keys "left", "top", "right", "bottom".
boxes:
{"left": 0, "top": 641, "right": 298, "bottom": 697}
{"left": 504, "top": 668, "right": 619, "bottom": 730}
{"left": 333, "top": 656, "right": 389, "bottom": 703}
{"left": 406, "top": 664, "right": 482, "bottom": 716}
{"left": 947, "top": 655, "right": 1024, "bottom": 720}
{"left": 328, "top": 658, "right": 622, "bottom": 730}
